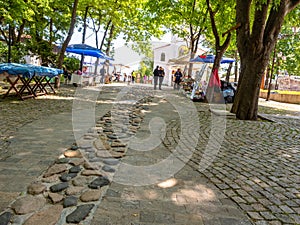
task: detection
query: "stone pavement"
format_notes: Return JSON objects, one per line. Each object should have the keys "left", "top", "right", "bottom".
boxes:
{"left": 0, "top": 84, "right": 299, "bottom": 225}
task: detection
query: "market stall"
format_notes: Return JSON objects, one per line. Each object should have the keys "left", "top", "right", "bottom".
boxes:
{"left": 189, "top": 55, "right": 235, "bottom": 103}
{"left": 65, "top": 44, "right": 114, "bottom": 86}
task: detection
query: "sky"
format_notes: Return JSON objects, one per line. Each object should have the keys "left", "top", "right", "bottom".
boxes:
{"left": 68, "top": 29, "right": 172, "bottom": 73}
{"left": 70, "top": 29, "right": 171, "bottom": 50}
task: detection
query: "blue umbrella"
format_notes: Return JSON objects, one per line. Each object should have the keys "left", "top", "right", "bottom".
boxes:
{"left": 220, "top": 57, "right": 236, "bottom": 64}
{"left": 65, "top": 44, "right": 114, "bottom": 61}
{"left": 67, "top": 44, "right": 99, "bottom": 51}
{"left": 190, "top": 54, "right": 235, "bottom": 64}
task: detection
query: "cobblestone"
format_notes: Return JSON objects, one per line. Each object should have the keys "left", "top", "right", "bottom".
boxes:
{"left": 0, "top": 84, "right": 299, "bottom": 224}
{"left": 162, "top": 95, "right": 300, "bottom": 224}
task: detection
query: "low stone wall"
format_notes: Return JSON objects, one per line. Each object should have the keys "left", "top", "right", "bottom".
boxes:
{"left": 259, "top": 91, "right": 300, "bottom": 104}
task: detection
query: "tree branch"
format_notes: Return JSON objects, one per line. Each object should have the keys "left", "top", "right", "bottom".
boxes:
{"left": 206, "top": 0, "right": 219, "bottom": 48}
{"left": 251, "top": 0, "right": 271, "bottom": 44}
{"left": 236, "top": 0, "right": 252, "bottom": 57}
{"left": 222, "top": 23, "right": 241, "bottom": 37}
{"left": 287, "top": 0, "right": 300, "bottom": 11}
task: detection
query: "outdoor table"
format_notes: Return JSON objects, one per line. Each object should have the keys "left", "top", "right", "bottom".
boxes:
{"left": 0, "top": 63, "right": 62, "bottom": 100}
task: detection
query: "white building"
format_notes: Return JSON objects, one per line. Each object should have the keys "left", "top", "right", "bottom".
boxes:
{"left": 153, "top": 35, "right": 207, "bottom": 86}
{"left": 112, "top": 35, "right": 208, "bottom": 86}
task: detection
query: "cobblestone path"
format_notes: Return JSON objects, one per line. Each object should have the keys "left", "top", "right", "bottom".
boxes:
{"left": 0, "top": 84, "right": 299, "bottom": 225}
{"left": 164, "top": 101, "right": 300, "bottom": 225}
{"left": 91, "top": 87, "right": 252, "bottom": 225}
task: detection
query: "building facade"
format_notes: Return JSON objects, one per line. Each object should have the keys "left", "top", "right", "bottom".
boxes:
{"left": 153, "top": 35, "right": 206, "bottom": 86}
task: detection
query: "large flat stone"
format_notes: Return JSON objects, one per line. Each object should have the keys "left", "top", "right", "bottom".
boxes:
{"left": 88, "top": 177, "right": 110, "bottom": 189}
{"left": 66, "top": 204, "right": 94, "bottom": 223}
{"left": 0, "top": 212, "right": 12, "bottom": 225}
{"left": 43, "top": 164, "right": 68, "bottom": 178}
{"left": 23, "top": 205, "right": 63, "bottom": 225}
{"left": 80, "top": 189, "right": 102, "bottom": 202}
{"left": 11, "top": 195, "right": 46, "bottom": 215}
{"left": 50, "top": 182, "right": 69, "bottom": 193}
{"left": 27, "top": 182, "right": 47, "bottom": 195}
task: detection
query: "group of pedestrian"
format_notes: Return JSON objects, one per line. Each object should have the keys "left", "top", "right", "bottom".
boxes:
{"left": 153, "top": 66, "right": 183, "bottom": 90}
{"left": 153, "top": 66, "right": 165, "bottom": 90}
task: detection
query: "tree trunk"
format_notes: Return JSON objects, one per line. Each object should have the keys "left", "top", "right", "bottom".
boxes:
{"left": 234, "top": 50, "right": 238, "bottom": 82}
{"left": 232, "top": 0, "right": 300, "bottom": 120}
{"left": 231, "top": 57, "right": 265, "bottom": 120}
{"left": 202, "top": 0, "right": 232, "bottom": 103}
{"left": 80, "top": 6, "right": 89, "bottom": 71}
{"left": 264, "top": 66, "right": 270, "bottom": 89}
{"left": 56, "top": 0, "right": 79, "bottom": 88}
{"left": 225, "top": 62, "right": 233, "bottom": 82}
{"left": 188, "top": 52, "right": 195, "bottom": 76}
{"left": 8, "top": 25, "right": 12, "bottom": 63}
{"left": 94, "top": 19, "right": 111, "bottom": 75}
{"left": 105, "top": 24, "right": 114, "bottom": 75}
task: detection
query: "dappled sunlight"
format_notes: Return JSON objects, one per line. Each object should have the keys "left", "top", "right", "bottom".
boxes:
{"left": 37, "top": 95, "right": 75, "bottom": 100}
{"left": 252, "top": 177, "right": 262, "bottom": 183}
{"left": 141, "top": 109, "right": 151, "bottom": 114}
{"left": 121, "top": 188, "right": 164, "bottom": 201}
{"left": 282, "top": 153, "right": 292, "bottom": 158}
{"left": 171, "top": 184, "right": 216, "bottom": 205}
{"left": 143, "top": 190, "right": 160, "bottom": 200}
{"left": 9, "top": 100, "right": 22, "bottom": 104}
{"left": 58, "top": 154, "right": 65, "bottom": 159}
{"left": 147, "top": 102, "right": 159, "bottom": 106}
{"left": 157, "top": 178, "right": 178, "bottom": 188}
{"left": 159, "top": 99, "right": 168, "bottom": 103}
{"left": 16, "top": 152, "right": 32, "bottom": 156}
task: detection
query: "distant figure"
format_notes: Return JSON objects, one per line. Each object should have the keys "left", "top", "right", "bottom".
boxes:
{"left": 82, "top": 66, "right": 88, "bottom": 74}
{"left": 153, "top": 65, "right": 160, "bottom": 90}
{"left": 131, "top": 71, "right": 135, "bottom": 83}
{"left": 123, "top": 73, "right": 127, "bottom": 82}
{"left": 63, "top": 67, "right": 71, "bottom": 84}
{"left": 100, "top": 66, "right": 106, "bottom": 84}
{"left": 171, "top": 70, "right": 175, "bottom": 85}
{"left": 174, "top": 68, "right": 183, "bottom": 90}
{"left": 76, "top": 69, "right": 82, "bottom": 75}
{"left": 158, "top": 67, "right": 165, "bottom": 90}
{"left": 127, "top": 74, "right": 132, "bottom": 85}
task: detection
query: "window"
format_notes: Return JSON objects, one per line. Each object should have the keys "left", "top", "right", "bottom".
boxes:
{"left": 160, "top": 52, "right": 166, "bottom": 62}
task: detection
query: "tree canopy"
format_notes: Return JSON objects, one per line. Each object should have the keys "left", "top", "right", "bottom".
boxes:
{"left": 0, "top": 0, "right": 299, "bottom": 120}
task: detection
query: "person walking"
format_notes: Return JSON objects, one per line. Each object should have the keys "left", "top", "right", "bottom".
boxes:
{"left": 100, "top": 66, "right": 106, "bottom": 84}
{"left": 127, "top": 73, "right": 131, "bottom": 85}
{"left": 131, "top": 71, "right": 135, "bottom": 84}
{"left": 174, "top": 68, "right": 183, "bottom": 90}
{"left": 153, "top": 65, "right": 160, "bottom": 90}
{"left": 158, "top": 67, "right": 165, "bottom": 90}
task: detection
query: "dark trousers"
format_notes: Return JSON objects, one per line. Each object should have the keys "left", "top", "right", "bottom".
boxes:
{"left": 153, "top": 76, "right": 159, "bottom": 89}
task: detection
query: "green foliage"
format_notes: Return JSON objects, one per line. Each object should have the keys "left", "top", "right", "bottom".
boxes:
{"left": 276, "top": 28, "right": 300, "bottom": 76}
{"left": 138, "top": 57, "right": 153, "bottom": 77}
{"left": 268, "top": 6, "right": 300, "bottom": 77}
{"left": 0, "top": 0, "right": 76, "bottom": 65}
{"left": 63, "top": 56, "right": 80, "bottom": 72}
{"left": 0, "top": 42, "right": 7, "bottom": 62}
{"left": 25, "top": 39, "right": 57, "bottom": 66}
{"left": 0, "top": 42, "right": 27, "bottom": 63}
